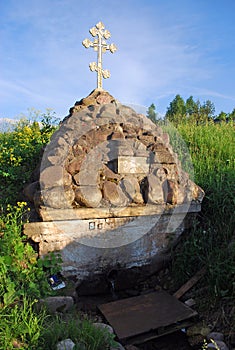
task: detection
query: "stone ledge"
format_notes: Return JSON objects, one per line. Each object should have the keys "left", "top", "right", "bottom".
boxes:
{"left": 36, "top": 202, "right": 201, "bottom": 221}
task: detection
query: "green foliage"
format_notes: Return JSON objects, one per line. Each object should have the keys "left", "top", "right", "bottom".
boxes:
{"left": 0, "top": 203, "right": 50, "bottom": 349}
{"left": 0, "top": 109, "right": 58, "bottom": 205}
{"left": 199, "top": 100, "right": 215, "bottom": 120}
{"left": 0, "top": 203, "right": 51, "bottom": 303}
{"left": 185, "top": 96, "right": 198, "bottom": 116}
{"left": 165, "top": 94, "right": 186, "bottom": 125}
{"left": 171, "top": 121, "right": 235, "bottom": 298}
{"left": 0, "top": 201, "right": 117, "bottom": 349}
{"left": 146, "top": 103, "right": 157, "bottom": 123}
{"left": 228, "top": 107, "right": 235, "bottom": 121}
{"left": 176, "top": 121, "right": 234, "bottom": 195}
{"left": 0, "top": 202, "right": 65, "bottom": 349}
{"left": 38, "top": 252, "right": 63, "bottom": 276}
{"left": 38, "top": 314, "right": 118, "bottom": 350}
{"left": 0, "top": 297, "right": 47, "bottom": 350}
{"left": 217, "top": 111, "right": 227, "bottom": 122}
{"left": 165, "top": 95, "right": 215, "bottom": 125}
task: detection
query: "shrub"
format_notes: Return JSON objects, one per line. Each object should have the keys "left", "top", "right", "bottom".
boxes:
{"left": 0, "top": 110, "right": 57, "bottom": 205}
{"left": 0, "top": 202, "right": 51, "bottom": 303}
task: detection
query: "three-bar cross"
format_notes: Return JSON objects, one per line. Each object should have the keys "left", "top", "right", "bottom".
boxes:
{"left": 82, "top": 21, "right": 117, "bottom": 90}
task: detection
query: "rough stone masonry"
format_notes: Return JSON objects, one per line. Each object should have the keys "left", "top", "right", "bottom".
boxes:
{"left": 24, "top": 89, "right": 204, "bottom": 291}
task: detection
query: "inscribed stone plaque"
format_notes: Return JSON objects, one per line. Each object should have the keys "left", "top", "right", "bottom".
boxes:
{"left": 117, "top": 156, "right": 149, "bottom": 174}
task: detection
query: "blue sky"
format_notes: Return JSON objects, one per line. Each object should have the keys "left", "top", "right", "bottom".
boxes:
{"left": 1, "top": 0, "right": 235, "bottom": 120}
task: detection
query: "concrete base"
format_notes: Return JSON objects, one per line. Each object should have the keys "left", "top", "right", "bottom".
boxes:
{"left": 24, "top": 203, "right": 200, "bottom": 285}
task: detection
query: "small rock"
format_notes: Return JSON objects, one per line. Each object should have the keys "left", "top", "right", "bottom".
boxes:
{"left": 125, "top": 345, "right": 140, "bottom": 350}
{"left": 207, "top": 340, "right": 229, "bottom": 350}
{"left": 144, "top": 173, "right": 164, "bottom": 203}
{"left": 207, "top": 332, "right": 224, "bottom": 342}
{"left": 120, "top": 176, "right": 143, "bottom": 204}
{"left": 103, "top": 180, "right": 128, "bottom": 207}
{"left": 40, "top": 186, "right": 75, "bottom": 209}
{"left": 184, "top": 298, "right": 196, "bottom": 307}
{"left": 56, "top": 338, "right": 75, "bottom": 350}
{"left": 101, "top": 164, "right": 121, "bottom": 181}
{"left": 96, "top": 91, "right": 115, "bottom": 104}
{"left": 93, "top": 322, "right": 114, "bottom": 334}
{"left": 39, "top": 296, "right": 74, "bottom": 313}
{"left": 40, "top": 165, "right": 66, "bottom": 189}
{"left": 74, "top": 185, "right": 102, "bottom": 207}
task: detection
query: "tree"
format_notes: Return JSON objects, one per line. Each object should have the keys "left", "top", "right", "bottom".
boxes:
{"left": 165, "top": 95, "right": 186, "bottom": 125}
{"left": 146, "top": 103, "right": 157, "bottom": 123}
{"left": 200, "top": 100, "right": 215, "bottom": 121}
{"left": 217, "top": 111, "right": 227, "bottom": 122}
{"left": 185, "top": 96, "right": 198, "bottom": 116}
{"left": 188, "top": 99, "right": 215, "bottom": 124}
{"left": 228, "top": 108, "right": 235, "bottom": 122}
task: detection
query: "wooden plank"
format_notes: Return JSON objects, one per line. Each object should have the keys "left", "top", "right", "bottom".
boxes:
{"left": 98, "top": 291, "right": 197, "bottom": 344}
{"left": 173, "top": 266, "right": 207, "bottom": 300}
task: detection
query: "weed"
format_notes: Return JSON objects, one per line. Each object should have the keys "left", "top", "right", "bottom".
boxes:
{"left": 201, "top": 338, "right": 221, "bottom": 350}
{"left": 0, "top": 297, "right": 47, "bottom": 350}
{"left": 38, "top": 251, "right": 63, "bottom": 277}
{"left": 38, "top": 314, "right": 118, "bottom": 350}
{"left": 0, "top": 203, "right": 51, "bottom": 302}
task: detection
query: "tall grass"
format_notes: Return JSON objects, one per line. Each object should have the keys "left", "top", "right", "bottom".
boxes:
{"left": 168, "top": 121, "right": 235, "bottom": 298}
{"left": 177, "top": 121, "right": 234, "bottom": 227}
{"left": 0, "top": 204, "right": 117, "bottom": 349}
{"left": 0, "top": 297, "right": 47, "bottom": 350}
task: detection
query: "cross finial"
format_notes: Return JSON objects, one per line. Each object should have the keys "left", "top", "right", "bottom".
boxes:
{"left": 82, "top": 22, "right": 117, "bottom": 90}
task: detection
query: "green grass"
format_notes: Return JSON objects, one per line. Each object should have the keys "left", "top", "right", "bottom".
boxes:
{"left": 38, "top": 314, "right": 117, "bottom": 350}
{"left": 0, "top": 205, "right": 117, "bottom": 349}
{"left": 0, "top": 118, "right": 118, "bottom": 349}
{"left": 166, "top": 121, "right": 235, "bottom": 298}
{"left": 0, "top": 202, "right": 117, "bottom": 349}
{"left": 0, "top": 297, "right": 47, "bottom": 350}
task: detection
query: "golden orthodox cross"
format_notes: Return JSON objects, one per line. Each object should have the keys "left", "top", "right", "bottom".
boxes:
{"left": 82, "top": 22, "right": 117, "bottom": 90}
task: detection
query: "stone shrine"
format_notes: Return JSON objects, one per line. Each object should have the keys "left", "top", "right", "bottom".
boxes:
{"left": 24, "top": 89, "right": 204, "bottom": 292}
{"left": 24, "top": 22, "right": 204, "bottom": 292}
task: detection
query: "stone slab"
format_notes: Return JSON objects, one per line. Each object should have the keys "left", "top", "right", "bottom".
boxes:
{"left": 110, "top": 156, "right": 150, "bottom": 174}
{"left": 37, "top": 203, "right": 201, "bottom": 221}
{"left": 98, "top": 291, "right": 198, "bottom": 344}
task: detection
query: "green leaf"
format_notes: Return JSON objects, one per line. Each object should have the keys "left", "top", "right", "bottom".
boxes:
{"left": 3, "top": 255, "right": 13, "bottom": 265}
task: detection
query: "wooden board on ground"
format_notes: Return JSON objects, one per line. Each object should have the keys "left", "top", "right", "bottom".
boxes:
{"left": 173, "top": 266, "right": 207, "bottom": 300}
{"left": 98, "top": 291, "right": 198, "bottom": 345}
